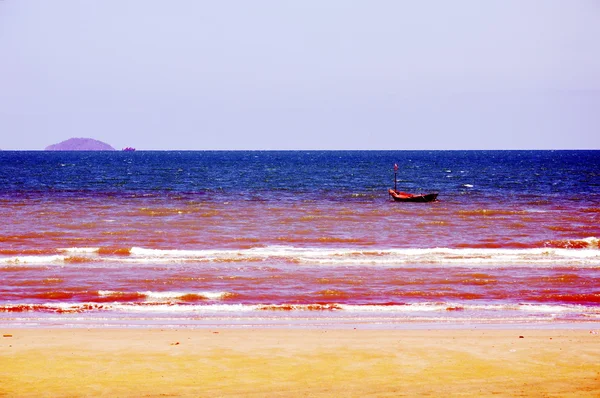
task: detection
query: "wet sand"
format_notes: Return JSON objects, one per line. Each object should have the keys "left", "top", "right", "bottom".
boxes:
{"left": 1, "top": 328, "right": 599, "bottom": 397}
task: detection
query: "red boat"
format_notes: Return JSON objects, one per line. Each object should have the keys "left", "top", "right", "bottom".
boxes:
{"left": 388, "top": 189, "right": 438, "bottom": 203}
{"left": 389, "top": 163, "right": 438, "bottom": 202}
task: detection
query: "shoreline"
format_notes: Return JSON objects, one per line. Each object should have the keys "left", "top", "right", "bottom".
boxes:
{"left": 2, "top": 320, "right": 600, "bottom": 330}
{"left": 2, "top": 327, "right": 599, "bottom": 397}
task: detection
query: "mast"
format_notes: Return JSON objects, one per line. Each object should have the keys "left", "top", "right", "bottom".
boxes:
{"left": 393, "top": 163, "right": 398, "bottom": 192}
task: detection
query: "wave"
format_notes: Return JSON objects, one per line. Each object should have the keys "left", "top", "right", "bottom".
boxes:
{"left": 543, "top": 237, "right": 599, "bottom": 249}
{"left": 98, "top": 290, "right": 232, "bottom": 301}
{"left": 1, "top": 239, "right": 599, "bottom": 267}
{"left": 2, "top": 302, "right": 598, "bottom": 316}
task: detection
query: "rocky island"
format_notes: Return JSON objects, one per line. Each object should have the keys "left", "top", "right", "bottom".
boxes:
{"left": 45, "top": 138, "right": 116, "bottom": 151}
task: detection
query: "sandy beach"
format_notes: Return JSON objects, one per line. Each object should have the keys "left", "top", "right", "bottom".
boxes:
{"left": 1, "top": 328, "right": 599, "bottom": 397}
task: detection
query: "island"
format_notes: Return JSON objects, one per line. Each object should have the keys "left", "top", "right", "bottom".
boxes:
{"left": 45, "top": 138, "right": 116, "bottom": 151}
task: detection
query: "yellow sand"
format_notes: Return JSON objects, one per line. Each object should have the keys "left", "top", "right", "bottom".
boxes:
{"left": 1, "top": 328, "right": 599, "bottom": 397}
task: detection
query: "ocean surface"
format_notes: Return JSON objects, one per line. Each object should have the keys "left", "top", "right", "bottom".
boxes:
{"left": 1, "top": 150, "right": 599, "bottom": 328}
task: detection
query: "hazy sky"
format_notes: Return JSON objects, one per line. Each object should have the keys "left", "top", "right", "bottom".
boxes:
{"left": 1, "top": 0, "right": 599, "bottom": 150}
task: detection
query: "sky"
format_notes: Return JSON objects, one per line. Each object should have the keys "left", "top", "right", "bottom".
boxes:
{"left": 1, "top": 0, "right": 599, "bottom": 150}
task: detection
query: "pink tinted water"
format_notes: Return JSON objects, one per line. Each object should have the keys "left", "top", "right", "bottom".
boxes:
{"left": 1, "top": 195, "right": 599, "bottom": 327}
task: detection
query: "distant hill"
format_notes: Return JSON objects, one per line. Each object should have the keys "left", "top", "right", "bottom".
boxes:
{"left": 45, "top": 138, "right": 116, "bottom": 151}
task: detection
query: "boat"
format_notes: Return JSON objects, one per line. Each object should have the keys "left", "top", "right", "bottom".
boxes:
{"left": 388, "top": 189, "right": 438, "bottom": 202}
{"left": 122, "top": 147, "right": 136, "bottom": 152}
{"left": 389, "top": 163, "right": 438, "bottom": 202}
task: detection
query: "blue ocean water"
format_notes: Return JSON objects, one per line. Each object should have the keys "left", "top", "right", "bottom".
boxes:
{"left": 1, "top": 150, "right": 599, "bottom": 203}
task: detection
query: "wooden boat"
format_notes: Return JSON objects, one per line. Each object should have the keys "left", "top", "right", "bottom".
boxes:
{"left": 389, "top": 163, "right": 438, "bottom": 202}
{"left": 388, "top": 189, "right": 438, "bottom": 203}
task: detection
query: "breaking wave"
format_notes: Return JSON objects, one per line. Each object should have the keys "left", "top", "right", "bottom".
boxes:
{"left": 2, "top": 301, "right": 598, "bottom": 317}
{"left": 1, "top": 239, "right": 599, "bottom": 267}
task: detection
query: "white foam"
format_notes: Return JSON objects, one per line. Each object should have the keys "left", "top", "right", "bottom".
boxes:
{"left": 582, "top": 237, "right": 599, "bottom": 248}
{"left": 340, "top": 304, "right": 448, "bottom": 312}
{"left": 337, "top": 303, "right": 598, "bottom": 314}
{"left": 0, "top": 255, "right": 65, "bottom": 265}
{"left": 57, "top": 247, "right": 99, "bottom": 254}
{"left": 6, "top": 302, "right": 597, "bottom": 316}
{"left": 4, "top": 243, "right": 600, "bottom": 267}
{"left": 110, "top": 303, "right": 254, "bottom": 313}
{"left": 142, "top": 291, "right": 231, "bottom": 300}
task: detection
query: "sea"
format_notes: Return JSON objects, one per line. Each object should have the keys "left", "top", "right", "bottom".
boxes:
{"left": 1, "top": 150, "right": 599, "bottom": 329}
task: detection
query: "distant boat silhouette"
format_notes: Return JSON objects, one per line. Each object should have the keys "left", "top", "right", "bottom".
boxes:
{"left": 122, "top": 147, "right": 136, "bottom": 152}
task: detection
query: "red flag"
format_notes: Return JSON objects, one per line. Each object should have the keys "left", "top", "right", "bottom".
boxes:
{"left": 394, "top": 164, "right": 398, "bottom": 171}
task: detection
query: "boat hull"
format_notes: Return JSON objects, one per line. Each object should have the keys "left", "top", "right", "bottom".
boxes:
{"left": 388, "top": 189, "right": 438, "bottom": 203}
